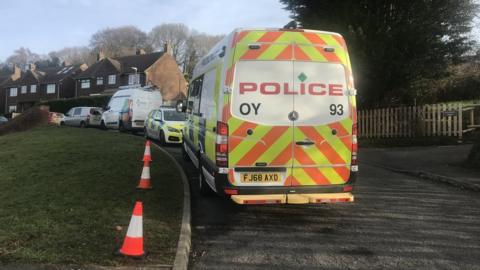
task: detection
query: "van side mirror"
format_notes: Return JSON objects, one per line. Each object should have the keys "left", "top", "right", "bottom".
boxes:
{"left": 176, "top": 100, "right": 186, "bottom": 113}
{"left": 219, "top": 46, "right": 226, "bottom": 58}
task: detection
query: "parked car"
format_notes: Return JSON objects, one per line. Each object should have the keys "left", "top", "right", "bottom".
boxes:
{"left": 61, "top": 107, "right": 103, "bottom": 128}
{"left": 48, "top": 112, "right": 65, "bottom": 125}
{"left": 0, "top": 116, "right": 8, "bottom": 125}
{"left": 144, "top": 107, "right": 185, "bottom": 144}
{"left": 101, "top": 86, "right": 163, "bottom": 132}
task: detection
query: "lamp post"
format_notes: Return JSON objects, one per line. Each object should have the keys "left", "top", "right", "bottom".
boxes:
{"left": 132, "top": 67, "right": 138, "bottom": 85}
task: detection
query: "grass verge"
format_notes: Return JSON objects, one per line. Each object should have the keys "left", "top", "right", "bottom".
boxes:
{"left": 0, "top": 126, "right": 183, "bottom": 267}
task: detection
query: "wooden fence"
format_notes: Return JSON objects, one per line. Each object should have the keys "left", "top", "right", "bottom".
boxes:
{"left": 358, "top": 102, "right": 480, "bottom": 140}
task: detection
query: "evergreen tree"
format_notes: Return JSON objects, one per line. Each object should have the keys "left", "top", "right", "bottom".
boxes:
{"left": 281, "top": 0, "right": 478, "bottom": 107}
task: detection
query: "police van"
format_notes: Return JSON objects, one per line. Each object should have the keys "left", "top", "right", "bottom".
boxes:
{"left": 177, "top": 28, "right": 358, "bottom": 205}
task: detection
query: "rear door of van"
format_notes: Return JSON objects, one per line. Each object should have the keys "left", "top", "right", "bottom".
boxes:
{"left": 229, "top": 30, "right": 353, "bottom": 189}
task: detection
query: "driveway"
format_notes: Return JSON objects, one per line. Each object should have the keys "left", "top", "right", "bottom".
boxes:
{"left": 161, "top": 145, "right": 480, "bottom": 270}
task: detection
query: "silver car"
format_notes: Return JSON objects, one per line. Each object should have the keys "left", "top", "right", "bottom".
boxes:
{"left": 0, "top": 116, "right": 8, "bottom": 125}
{"left": 61, "top": 107, "right": 103, "bottom": 128}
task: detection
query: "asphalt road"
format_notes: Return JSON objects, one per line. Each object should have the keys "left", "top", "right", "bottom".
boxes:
{"left": 160, "top": 144, "right": 480, "bottom": 270}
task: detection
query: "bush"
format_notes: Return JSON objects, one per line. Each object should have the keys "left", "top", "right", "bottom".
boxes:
{"left": 0, "top": 107, "right": 49, "bottom": 136}
{"left": 39, "top": 95, "right": 112, "bottom": 113}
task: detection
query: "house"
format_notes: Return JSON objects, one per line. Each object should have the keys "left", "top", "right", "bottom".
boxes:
{"left": 1, "top": 63, "right": 87, "bottom": 114}
{"left": 74, "top": 45, "right": 187, "bottom": 103}
{"left": 0, "top": 70, "right": 16, "bottom": 115}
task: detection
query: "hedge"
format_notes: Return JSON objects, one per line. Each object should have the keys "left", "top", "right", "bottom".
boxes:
{"left": 39, "top": 95, "right": 112, "bottom": 114}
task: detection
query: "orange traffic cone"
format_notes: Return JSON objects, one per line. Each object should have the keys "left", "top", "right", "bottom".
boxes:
{"left": 142, "top": 140, "right": 152, "bottom": 162}
{"left": 119, "top": 201, "right": 145, "bottom": 257}
{"left": 137, "top": 161, "right": 152, "bottom": 190}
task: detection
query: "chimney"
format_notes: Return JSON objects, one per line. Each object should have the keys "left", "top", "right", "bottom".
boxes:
{"left": 136, "top": 48, "right": 146, "bottom": 55}
{"left": 11, "top": 65, "right": 21, "bottom": 81}
{"left": 29, "top": 63, "right": 36, "bottom": 71}
{"left": 163, "top": 42, "right": 173, "bottom": 56}
{"left": 97, "top": 49, "right": 105, "bottom": 61}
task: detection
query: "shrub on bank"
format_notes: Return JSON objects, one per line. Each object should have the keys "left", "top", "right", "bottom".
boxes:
{"left": 0, "top": 107, "right": 49, "bottom": 136}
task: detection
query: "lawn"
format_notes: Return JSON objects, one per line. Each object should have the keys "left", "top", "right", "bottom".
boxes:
{"left": 0, "top": 126, "right": 183, "bottom": 267}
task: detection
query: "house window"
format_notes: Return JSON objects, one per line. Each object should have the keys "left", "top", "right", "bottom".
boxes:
{"left": 10, "top": 87, "right": 17, "bottom": 97}
{"left": 47, "top": 84, "right": 56, "bottom": 94}
{"left": 108, "top": 75, "right": 116, "bottom": 85}
{"left": 21, "top": 85, "right": 27, "bottom": 94}
{"left": 97, "top": 77, "right": 103, "bottom": 85}
{"left": 81, "top": 79, "right": 90, "bottom": 89}
{"left": 8, "top": 105, "right": 17, "bottom": 113}
{"left": 30, "top": 85, "right": 37, "bottom": 93}
{"left": 128, "top": 74, "right": 140, "bottom": 85}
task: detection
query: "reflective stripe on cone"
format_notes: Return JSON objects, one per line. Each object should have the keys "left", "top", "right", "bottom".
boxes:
{"left": 143, "top": 140, "right": 152, "bottom": 162}
{"left": 137, "top": 161, "right": 152, "bottom": 190}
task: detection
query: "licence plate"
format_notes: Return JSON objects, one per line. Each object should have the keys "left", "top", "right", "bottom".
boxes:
{"left": 240, "top": 173, "right": 281, "bottom": 183}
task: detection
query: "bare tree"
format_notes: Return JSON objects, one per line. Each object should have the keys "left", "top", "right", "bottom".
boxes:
{"left": 148, "top": 23, "right": 190, "bottom": 63}
{"left": 183, "top": 32, "right": 225, "bottom": 76}
{"left": 5, "top": 47, "right": 41, "bottom": 70}
{"left": 49, "top": 46, "right": 94, "bottom": 65}
{"left": 90, "top": 26, "right": 151, "bottom": 58}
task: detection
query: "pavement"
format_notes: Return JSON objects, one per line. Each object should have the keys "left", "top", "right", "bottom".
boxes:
{"left": 161, "top": 144, "right": 480, "bottom": 270}
{"left": 360, "top": 144, "right": 480, "bottom": 191}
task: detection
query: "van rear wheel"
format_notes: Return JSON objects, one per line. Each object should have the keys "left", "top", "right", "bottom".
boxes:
{"left": 181, "top": 143, "right": 190, "bottom": 162}
{"left": 119, "top": 121, "right": 126, "bottom": 132}
{"left": 198, "top": 164, "right": 214, "bottom": 196}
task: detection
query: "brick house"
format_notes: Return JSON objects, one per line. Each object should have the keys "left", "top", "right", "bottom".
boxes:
{"left": 0, "top": 69, "right": 18, "bottom": 115}
{"left": 1, "top": 64, "right": 87, "bottom": 114}
{"left": 74, "top": 46, "right": 187, "bottom": 103}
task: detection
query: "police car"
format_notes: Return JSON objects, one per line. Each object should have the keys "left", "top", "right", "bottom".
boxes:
{"left": 144, "top": 107, "right": 185, "bottom": 144}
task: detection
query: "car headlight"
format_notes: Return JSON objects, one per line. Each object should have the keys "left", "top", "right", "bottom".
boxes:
{"left": 167, "top": 126, "right": 179, "bottom": 133}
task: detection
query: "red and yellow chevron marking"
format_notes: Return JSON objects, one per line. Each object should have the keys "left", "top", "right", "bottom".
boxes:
{"left": 236, "top": 126, "right": 290, "bottom": 166}
{"left": 226, "top": 121, "right": 352, "bottom": 186}
{"left": 231, "top": 30, "right": 349, "bottom": 65}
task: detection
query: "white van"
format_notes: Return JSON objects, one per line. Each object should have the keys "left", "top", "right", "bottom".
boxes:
{"left": 177, "top": 28, "right": 358, "bottom": 205}
{"left": 101, "top": 86, "right": 163, "bottom": 132}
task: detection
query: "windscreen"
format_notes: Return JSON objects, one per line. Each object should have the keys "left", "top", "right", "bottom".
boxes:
{"left": 163, "top": 110, "right": 185, "bottom": 121}
{"left": 108, "top": 95, "right": 130, "bottom": 111}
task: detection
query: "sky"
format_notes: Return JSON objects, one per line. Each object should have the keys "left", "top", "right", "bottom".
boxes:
{"left": 0, "top": 0, "right": 292, "bottom": 61}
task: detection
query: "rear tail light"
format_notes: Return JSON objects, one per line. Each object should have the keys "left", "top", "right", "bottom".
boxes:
{"left": 351, "top": 124, "right": 358, "bottom": 167}
{"left": 216, "top": 121, "right": 228, "bottom": 167}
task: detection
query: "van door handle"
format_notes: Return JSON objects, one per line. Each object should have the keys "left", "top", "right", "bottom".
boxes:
{"left": 296, "top": 140, "right": 315, "bottom": 146}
